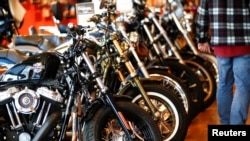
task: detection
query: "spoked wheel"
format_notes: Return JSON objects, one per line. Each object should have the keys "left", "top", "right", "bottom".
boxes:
{"left": 153, "top": 58, "right": 204, "bottom": 118}
{"left": 179, "top": 47, "right": 219, "bottom": 83}
{"left": 147, "top": 68, "right": 194, "bottom": 123}
{"left": 200, "top": 53, "right": 218, "bottom": 84}
{"left": 182, "top": 54, "right": 217, "bottom": 110}
{"left": 83, "top": 101, "right": 162, "bottom": 141}
{"left": 121, "top": 83, "right": 188, "bottom": 141}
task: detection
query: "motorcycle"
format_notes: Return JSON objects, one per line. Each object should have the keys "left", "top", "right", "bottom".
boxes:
{"left": 86, "top": 2, "right": 189, "bottom": 140}
{"left": 0, "top": 21, "right": 162, "bottom": 141}
{"left": 160, "top": 0, "right": 218, "bottom": 109}
{"left": 116, "top": 0, "right": 204, "bottom": 118}
{"left": 130, "top": 0, "right": 217, "bottom": 111}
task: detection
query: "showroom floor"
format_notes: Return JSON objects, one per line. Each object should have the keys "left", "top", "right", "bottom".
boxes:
{"left": 185, "top": 100, "right": 219, "bottom": 141}
{"left": 185, "top": 100, "right": 250, "bottom": 141}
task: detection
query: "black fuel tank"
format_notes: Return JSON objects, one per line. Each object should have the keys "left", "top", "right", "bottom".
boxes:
{"left": 0, "top": 52, "right": 60, "bottom": 82}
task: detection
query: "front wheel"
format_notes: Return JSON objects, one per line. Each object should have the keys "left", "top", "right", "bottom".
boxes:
{"left": 83, "top": 101, "right": 162, "bottom": 141}
{"left": 147, "top": 68, "right": 195, "bottom": 124}
{"left": 122, "top": 83, "right": 188, "bottom": 141}
{"left": 182, "top": 54, "right": 217, "bottom": 110}
{"left": 158, "top": 59, "right": 204, "bottom": 118}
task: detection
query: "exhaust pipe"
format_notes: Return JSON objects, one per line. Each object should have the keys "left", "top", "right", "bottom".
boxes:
{"left": 32, "top": 111, "right": 61, "bottom": 141}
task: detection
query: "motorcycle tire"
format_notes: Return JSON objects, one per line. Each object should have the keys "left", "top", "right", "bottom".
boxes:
{"left": 121, "top": 83, "right": 188, "bottom": 141}
{"left": 147, "top": 68, "right": 195, "bottom": 124}
{"left": 181, "top": 46, "right": 219, "bottom": 83}
{"left": 83, "top": 101, "right": 162, "bottom": 141}
{"left": 181, "top": 54, "right": 217, "bottom": 110}
{"left": 151, "top": 58, "right": 204, "bottom": 118}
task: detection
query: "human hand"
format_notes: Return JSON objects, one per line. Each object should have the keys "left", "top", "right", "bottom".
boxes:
{"left": 198, "top": 42, "right": 211, "bottom": 53}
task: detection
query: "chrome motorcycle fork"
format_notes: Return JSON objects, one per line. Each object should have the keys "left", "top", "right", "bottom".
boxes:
{"left": 118, "top": 28, "right": 150, "bottom": 78}
{"left": 141, "top": 19, "right": 169, "bottom": 63}
{"left": 170, "top": 12, "right": 200, "bottom": 55}
{"left": 170, "top": 13, "right": 218, "bottom": 81}
{"left": 71, "top": 106, "right": 78, "bottom": 141}
{"left": 59, "top": 94, "right": 74, "bottom": 141}
{"left": 170, "top": 12, "right": 217, "bottom": 62}
{"left": 111, "top": 37, "right": 160, "bottom": 119}
{"left": 147, "top": 13, "right": 186, "bottom": 64}
{"left": 81, "top": 51, "right": 135, "bottom": 140}
{"left": 71, "top": 96, "right": 83, "bottom": 141}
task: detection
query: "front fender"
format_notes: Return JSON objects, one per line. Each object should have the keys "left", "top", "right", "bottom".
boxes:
{"left": 146, "top": 56, "right": 179, "bottom": 67}
{"left": 146, "top": 65, "right": 170, "bottom": 71}
{"left": 84, "top": 95, "right": 133, "bottom": 121}
{"left": 117, "top": 78, "right": 164, "bottom": 96}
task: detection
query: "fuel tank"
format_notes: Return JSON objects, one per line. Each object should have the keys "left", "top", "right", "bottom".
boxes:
{"left": 0, "top": 52, "right": 60, "bottom": 82}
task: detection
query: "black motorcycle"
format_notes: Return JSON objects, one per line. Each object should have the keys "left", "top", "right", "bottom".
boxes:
{"left": 0, "top": 22, "right": 162, "bottom": 141}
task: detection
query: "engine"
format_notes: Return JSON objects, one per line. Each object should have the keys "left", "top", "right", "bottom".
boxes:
{"left": 0, "top": 86, "right": 64, "bottom": 141}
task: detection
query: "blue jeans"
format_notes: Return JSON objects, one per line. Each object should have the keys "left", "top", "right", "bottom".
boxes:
{"left": 216, "top": 54, "right": 250, "bottom": 124}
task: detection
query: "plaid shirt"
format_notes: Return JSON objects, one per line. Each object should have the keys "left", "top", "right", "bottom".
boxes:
{"left": 195, "top": 0, "right": 250, "bottom": 46}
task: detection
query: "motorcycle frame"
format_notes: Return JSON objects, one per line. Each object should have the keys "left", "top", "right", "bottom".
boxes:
{"left": 58, "top": 38, "right": 143, "bottom": 140}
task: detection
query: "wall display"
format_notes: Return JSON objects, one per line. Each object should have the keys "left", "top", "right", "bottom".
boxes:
{"left": 75, "top": 2, "right": 95, "bottom": 26}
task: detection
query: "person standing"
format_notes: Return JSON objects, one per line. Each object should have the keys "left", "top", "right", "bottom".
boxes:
{"left": 195, "top": 0, "right": 250, "bottom": 125}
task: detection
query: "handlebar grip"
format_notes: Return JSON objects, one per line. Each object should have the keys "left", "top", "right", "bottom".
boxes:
{"left": 87, "top": 14, "right": 101, "bottom": 22}
{"left": 67, "top": 23, "right": 91, "bottom": 35}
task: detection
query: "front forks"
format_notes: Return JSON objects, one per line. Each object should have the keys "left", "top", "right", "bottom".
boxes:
{"left": 112, "top": 38, "right": 161, "bottom": 120}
